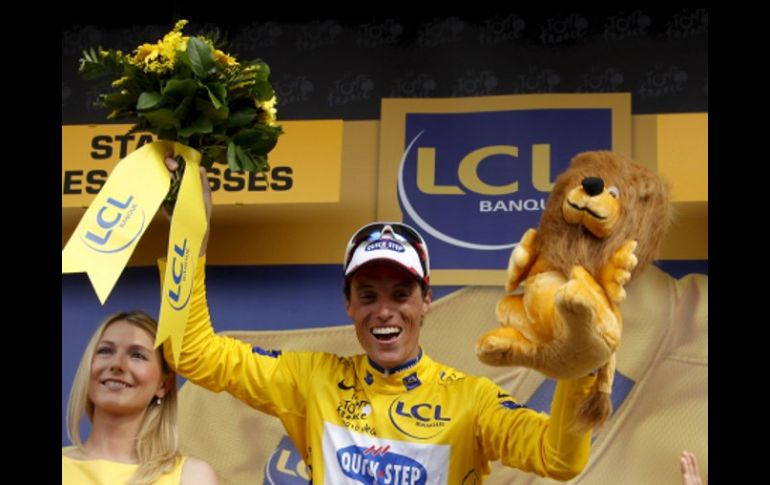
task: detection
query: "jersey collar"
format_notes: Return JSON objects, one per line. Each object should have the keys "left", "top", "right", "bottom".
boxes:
{"left": 367, "top": 347, "right": 423, "bottom": 376}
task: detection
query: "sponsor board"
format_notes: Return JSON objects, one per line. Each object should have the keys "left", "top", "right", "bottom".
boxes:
{"left": 62, "top": 120, "right": 343, "bottom": 207}
{"left": 379, "top": 93, "right": 631, "bottom": 284}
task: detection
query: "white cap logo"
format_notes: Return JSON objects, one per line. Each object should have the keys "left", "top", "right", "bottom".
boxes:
{"left": 345, "top": 225, "right": 425, "bottom": 280}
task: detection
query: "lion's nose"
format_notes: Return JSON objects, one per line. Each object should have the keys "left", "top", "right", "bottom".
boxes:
{"left": 582, "top": 177, "right": 604, "bottom": 196}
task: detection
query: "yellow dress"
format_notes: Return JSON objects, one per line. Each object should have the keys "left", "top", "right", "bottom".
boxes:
{"left": 61, "top": 448, "right": 187, "bottom": 485}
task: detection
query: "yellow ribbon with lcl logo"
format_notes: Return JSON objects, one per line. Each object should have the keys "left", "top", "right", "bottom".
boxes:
{"left": 62, "top": 140, "right": 208, "bottom": 359}
{"left": 62, "top": 141, "right": 170, "bottom": 303}
{"left": 156, "top": 146, "right": 207, "bottom": 362}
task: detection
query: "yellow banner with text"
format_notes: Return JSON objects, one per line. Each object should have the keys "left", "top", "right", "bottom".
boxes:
{"left": 62, "top": 120, "right": 344, "bottom": 207}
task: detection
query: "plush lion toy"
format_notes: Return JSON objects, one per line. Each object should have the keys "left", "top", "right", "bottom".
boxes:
{"left": 476, "top": 150, "right": 671, "bottom": 429}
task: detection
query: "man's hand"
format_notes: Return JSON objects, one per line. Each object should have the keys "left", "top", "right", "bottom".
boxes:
{"left": 164, "top": 152, "right": 212, "bottom": 256}
{"left": 680, "top": 450, "right": 704, "bottom": 485}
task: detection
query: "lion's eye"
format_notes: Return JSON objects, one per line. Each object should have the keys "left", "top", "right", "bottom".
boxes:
{"left": 608, "top": 186, "right": 620, "bottom": 198}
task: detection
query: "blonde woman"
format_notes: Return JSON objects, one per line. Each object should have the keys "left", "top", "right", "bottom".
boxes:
{"left": 62, "top": 311, "right": 217, "bottom": 485}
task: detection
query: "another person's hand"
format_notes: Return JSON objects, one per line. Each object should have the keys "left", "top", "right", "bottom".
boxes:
{"left": 680, "top": 450, "right": 703, "bottom": 485}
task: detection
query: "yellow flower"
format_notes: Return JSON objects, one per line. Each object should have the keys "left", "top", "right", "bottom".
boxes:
{"left": 256, "top": 96, "right": 278, "bottom": 126}
{"left": 214, "top": 49, "right": 238, "bottom": 66}
{"left": 129, "top": 22, "right": 189, "bottom": 74}
{"left": 132, "top": 43, "right": 158, "bottom": 63}
{"left": 261, "top": 96, "right": 277, "bottom": 110}
{"left": 159, "top": 31, "right": 188, "bottom": 57}
{"left": 111, "top": 76, "right": 130, "bottom": 88}
{"left": 172, "top": 19, "right": 188, "bottom": 33}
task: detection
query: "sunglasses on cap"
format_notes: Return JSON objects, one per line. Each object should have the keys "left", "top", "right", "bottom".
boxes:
{"left": 343, "top": 222, "right": 430, "bottom": 282}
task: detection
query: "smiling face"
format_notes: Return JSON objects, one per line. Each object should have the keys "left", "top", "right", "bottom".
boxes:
{"left": 537, "top": 150, "right": 671, "bottom": 280}
{"left": 562, "top": 180, "right": 621, "bottom": 238}
{"left": 88, "top": 320, "right": 168, "bottom": 418}
{"left": 346, "top": 261, "right": 431, "bottom": 370}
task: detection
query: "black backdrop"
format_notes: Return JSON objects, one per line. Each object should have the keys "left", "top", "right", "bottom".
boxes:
{"left": 62, "top": 8, "right": 708, "bottom": 124}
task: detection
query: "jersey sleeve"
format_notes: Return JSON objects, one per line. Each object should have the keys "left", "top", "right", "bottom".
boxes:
{"left": 160, "top": 256, "right": 316, "bottom": 419}
{"left": 474, "top": 375, "right": 597, "bottom": 480}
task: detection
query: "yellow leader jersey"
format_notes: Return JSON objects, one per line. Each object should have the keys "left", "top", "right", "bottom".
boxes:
{"left": 164, "top": 258, "right": 595, "bottom": 484}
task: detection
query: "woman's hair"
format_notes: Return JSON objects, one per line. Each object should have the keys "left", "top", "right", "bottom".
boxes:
{"left": 66, "top": 310, "right": 180, "bottom": 485}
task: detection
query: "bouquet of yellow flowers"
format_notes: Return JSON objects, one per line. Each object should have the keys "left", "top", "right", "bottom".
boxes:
{"left": 78, "top": 20, "right": 282, "bottom": 208}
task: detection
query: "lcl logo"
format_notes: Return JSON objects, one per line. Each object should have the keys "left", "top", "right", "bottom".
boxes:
{"left": 167, "top": 238, "right": 192, "bottom": 310}
{"left": 415, "top": 143, "right": 555, "bottom": 195}
{"left": 388, "top": 398, "right": 451, "bottom": 440}
{"left": 82, "top": 194, "right": 144, "bottom": 253}
{"left": 397, "top": 131, "right": 558, "bottom": 251}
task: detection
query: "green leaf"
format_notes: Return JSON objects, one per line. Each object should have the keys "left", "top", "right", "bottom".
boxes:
{"left": 201, "top": 145, "right": 227, "bottom": 165}
{"left": 141, "top": 108, "right": 180, "bottom": 131}
{"left": 253, "top": 135, "right": 280, "bottom": 154}
{"left": 162, "top": 79, "right": 198, "bottom": 98}
{"left": 176, "top": 49, "right": 192, "bottom": 71}
{"left": 235, "top": 145, "right": 258, "bottom": 172}
{"left": 158, "top": 128, "right": 178, "bottom": 141}
{"left": 186, "top": 37, "right": 216, "bottom": 78}
{"left": 227, "top": 142, "right": 240, "bottom": 172}
{"left": 194, "top": 97, "right": 229, "bottom": 123}
{"left": 179, "top": 115, "right": 214, "bottom": 137}
{"left": 80, "top": 47, "right": 99, "bottom": 64}
{"left": 233, "top": 125, "right": 282, "bottom": 153}
{"left": 136, "top": 91, "right": 164, "bottom": 111}
{"left": 102, "top": 91, "right": 136, "bottom": 110}
{"left": 206, "top": 82, "right": 227, "bottom": 109}
{"left": 227, "top": 107, "right": 257, "bottom": 127}
{"left": 78, "top": 47, "right": 128, "bottom": 81}
{"left": 251, "top": 80, "right": 275, "bottom": 101}
{"left": 247, "top": 60, "right": 271, "bottom": 81}
{"left": 250, "top": 153, "right": 270, "bottom": 172}
{"left": 232, "top": 128, "right": 262, "bottom": 146}
{"left": 173, "top": 96, "right": 195, "bottom": 120}
{"left": 206, "top": 133, "right": 231, "bottom": 144}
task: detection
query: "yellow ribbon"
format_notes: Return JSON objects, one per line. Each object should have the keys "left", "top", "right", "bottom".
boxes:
{"left": 156, "top": 145, "right": 207, "bottom": 362}
{"left": 62, "top": 140, "right": 208, "bottom": 360}
{"left": 62, "top": 141, "right": 170, "bottom": 303}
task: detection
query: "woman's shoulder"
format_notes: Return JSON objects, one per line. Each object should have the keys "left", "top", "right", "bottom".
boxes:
{"left": 61, "top": 446, "right": 86, "bottom": 460}
{"left": 180, "top": 456, "right": 218, "bottom": 484}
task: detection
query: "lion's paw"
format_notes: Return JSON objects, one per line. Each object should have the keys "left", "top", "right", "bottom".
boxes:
{"left": 556, "top": 277, "right": 597, "bottom": 328}
{"left": 477, "top": 326, "right": 538, "bottom": 367}
{"left": 600, "top": 240, "right": 638, "bottom": 303}
{"left": 506, "top": 228, "right": 538, "bottom": 292}
{"left": 476, "top": 334, "right": 518, "bottom": 366}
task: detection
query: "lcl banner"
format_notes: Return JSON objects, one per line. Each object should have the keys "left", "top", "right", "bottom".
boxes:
{"left": 378, "top": 93, "right": 631, "bottom": 285}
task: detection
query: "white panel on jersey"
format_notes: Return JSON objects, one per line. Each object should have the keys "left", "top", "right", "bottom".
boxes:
{"left": 322, "top": 422, "right": 450, "bottom": 485}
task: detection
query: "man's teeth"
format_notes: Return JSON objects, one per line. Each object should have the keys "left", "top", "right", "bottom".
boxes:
{"left": 372, "top": 327, "right": 401, "bottom": 336}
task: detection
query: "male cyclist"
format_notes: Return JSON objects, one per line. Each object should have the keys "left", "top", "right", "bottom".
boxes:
{"left": 163, "top": 161, "right": 597, "bottom": 484}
